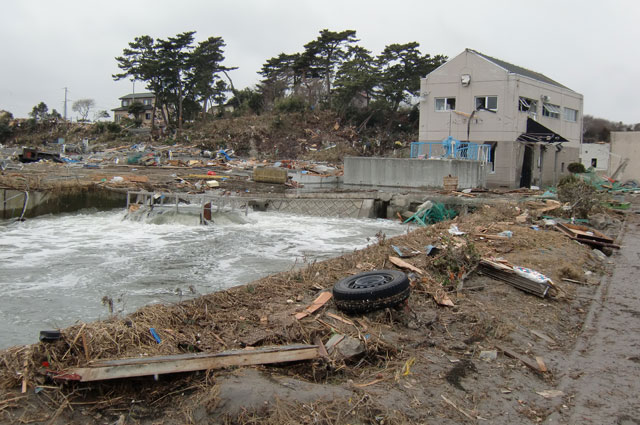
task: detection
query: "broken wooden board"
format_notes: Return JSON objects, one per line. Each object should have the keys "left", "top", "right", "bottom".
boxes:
{"left": 294, "top": 291, "right": 332, "bottom": 320}
{"left": 389, "top": 256, "right": 425, "bottom": 275}
{"left": 53, "top": 344, "right": 320, "bottom": 382}
{"left": 497, "top": 345, "right": 546, "bottom": 374}
{"left": 555, "top": 222, "right": 619, "bottom": 249}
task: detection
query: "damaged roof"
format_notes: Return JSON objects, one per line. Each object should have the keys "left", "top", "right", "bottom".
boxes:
{"left": 467, "top": 49, "right": 572, "bottom": 91}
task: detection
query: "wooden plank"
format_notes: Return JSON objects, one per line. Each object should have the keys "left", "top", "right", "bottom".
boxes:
{"left": 294, "top": 291, "right": 332, "bottom": 320}
{"left": 530, "top": 329, "right": 556, "bottom": 345}
{"left": 497, "top": 346, "right": 544, "bottom": 373}
{"left": 389, "top": 256, "right": 425, "bottom": 275}
{"left": 55, "top": 344, "right": 320, "bottom": 382}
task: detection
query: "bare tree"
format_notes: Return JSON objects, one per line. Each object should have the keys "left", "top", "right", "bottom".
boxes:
{"left": 72, "top": 98, "right": 95, "bottom": 121}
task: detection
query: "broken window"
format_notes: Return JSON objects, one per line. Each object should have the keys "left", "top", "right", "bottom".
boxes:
{"left": 519, "top": 97, "right": 537, "bottom": 113}
{"left": 564, "top": 107, "right": 578, "bottom": 122}
{"left": 542, "top": 103, "right": 561, "bottom": 119}
{"left": 435, "top": 97, "right": 456, "bottom": 111}
{"left": 475, "top": 96, "right": 497, "bottom": 111}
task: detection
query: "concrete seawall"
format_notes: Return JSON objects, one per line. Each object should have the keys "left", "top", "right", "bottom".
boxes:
{"left": 344, "top": 157, "right": 488, "bottom": 189}
{"left": 1, "top": 187, "right": 127, "bottom": 220}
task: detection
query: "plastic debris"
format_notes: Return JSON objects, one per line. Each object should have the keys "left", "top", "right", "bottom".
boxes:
{"left": 149, "top": 328, "right": 162, "bottom": 344}
{"left": 448, "top": 225, "right": 465, "bottom": 236}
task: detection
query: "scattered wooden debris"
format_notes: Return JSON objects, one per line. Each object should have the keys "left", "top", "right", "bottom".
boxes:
{"left": 294, "top": 291, "right": 332, "bottom": 320}
{"left": 479, "top": 258, "right": 552, "bottom": 298}
{"left": 53, "top": 344, "right": 321, "bottom": 382}
{"left": 555, "top": 222, "right": 620, "bottom": 249}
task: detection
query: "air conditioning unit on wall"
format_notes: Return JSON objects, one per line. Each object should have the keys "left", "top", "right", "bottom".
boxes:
{"left": 541, "top": 95, "right": 550, "bottom": 102}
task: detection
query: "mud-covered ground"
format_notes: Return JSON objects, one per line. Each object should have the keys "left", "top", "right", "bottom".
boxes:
{"left": 0, "top": 196, "right": 632, "bottom": 424}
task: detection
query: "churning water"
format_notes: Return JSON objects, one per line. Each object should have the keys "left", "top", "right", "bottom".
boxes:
{"left": 0, "top": 209, "right": 406, "bottom": 349}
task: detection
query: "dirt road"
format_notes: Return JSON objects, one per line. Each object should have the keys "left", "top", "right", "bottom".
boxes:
{"left": 548, "top": 211, "right": 640, "bottom": 424}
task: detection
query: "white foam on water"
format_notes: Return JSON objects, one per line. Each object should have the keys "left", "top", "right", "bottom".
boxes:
{"left": 0, "top": 208, "right": 406, "bottom": 348}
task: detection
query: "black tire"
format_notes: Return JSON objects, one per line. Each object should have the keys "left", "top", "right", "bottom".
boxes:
{"left": 333, "top": 270, "right": 410, "bottom": 313}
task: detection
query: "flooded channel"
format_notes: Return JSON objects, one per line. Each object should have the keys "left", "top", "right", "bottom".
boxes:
{"left": 0, "top": 209, "right": 406, "bottom": 349}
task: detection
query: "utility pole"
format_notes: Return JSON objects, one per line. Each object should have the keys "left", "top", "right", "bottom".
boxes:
{"left": 63, "top": 87, "right": 68, "bottom": 121}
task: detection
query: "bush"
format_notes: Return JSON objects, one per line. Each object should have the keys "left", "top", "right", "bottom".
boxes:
{"left": 275, "top": 96, "right": 307, "bottom": 113}
{"left": 567, "top": 162, "right": 586, "bottom": 173}
{"left": 0, "top": 122, "right": 12, "bottom": 143}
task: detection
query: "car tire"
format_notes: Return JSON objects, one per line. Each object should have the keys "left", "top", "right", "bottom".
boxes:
{"left": 333, "top": 269, "right": 410, "bottom": 314}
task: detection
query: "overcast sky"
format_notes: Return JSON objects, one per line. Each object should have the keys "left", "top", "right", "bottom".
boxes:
{"left": 1, "top": 0, "right": 637, "bottom": 123}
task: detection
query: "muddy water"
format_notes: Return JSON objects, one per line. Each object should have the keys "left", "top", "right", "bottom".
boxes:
{"left": 0, "top": 209, "right": 406, "bottom": 349}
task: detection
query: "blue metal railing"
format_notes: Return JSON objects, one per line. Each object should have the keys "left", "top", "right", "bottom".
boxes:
{"left": 410, "top": 137, "right": 491, "bottom": 164}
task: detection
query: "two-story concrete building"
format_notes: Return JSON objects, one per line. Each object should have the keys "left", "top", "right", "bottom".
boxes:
{"left": 419, "top": 49, "right": 583, "bottom": 188}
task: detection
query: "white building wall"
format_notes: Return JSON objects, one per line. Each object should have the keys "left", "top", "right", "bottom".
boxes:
{"left": 419, "top": 49, "right": 583, "bottom": 187}
{"left": 580, "top": 143, "right": 610, "bottom": 171}
{"left": 610, "top": 132, "right": 640, "bottom": 183}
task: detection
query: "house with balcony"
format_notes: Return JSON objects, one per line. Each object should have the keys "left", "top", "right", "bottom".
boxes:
{"left": 112, "top": 93, "right": 162, "bottom": 127}
{"left": 418, "top": 49, "right": 583, "bottom": 188}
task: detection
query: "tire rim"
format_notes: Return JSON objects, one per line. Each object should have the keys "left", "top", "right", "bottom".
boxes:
{"left": 348, "top": 273, "right": 394, "bottom": 289}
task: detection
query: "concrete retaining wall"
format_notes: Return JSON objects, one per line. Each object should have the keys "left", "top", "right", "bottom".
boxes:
{"left": 1, "top": 187, "right": 127, "bottom": 220}
{"left": 344, "top": 157, "right": 488, "bottom": 189}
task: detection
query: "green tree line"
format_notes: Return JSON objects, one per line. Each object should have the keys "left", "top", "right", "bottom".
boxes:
{"left": 113, "top": 29, "right": 447, "bottom": 132}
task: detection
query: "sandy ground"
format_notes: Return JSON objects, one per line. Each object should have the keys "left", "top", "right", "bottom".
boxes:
{"left": 546, "top": 210, "right": 640, "bottom": 424}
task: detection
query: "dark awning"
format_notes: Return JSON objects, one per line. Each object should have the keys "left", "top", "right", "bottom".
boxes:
{"left": 517, "top": 117, "right": 568, "bottom": 143}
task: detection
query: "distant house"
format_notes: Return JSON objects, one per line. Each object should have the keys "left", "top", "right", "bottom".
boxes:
{"left": 112, "top": 93, "right": 163, "bottom": 127}
{"left": 419, "top": 49, "right": 583, "bottom": 188}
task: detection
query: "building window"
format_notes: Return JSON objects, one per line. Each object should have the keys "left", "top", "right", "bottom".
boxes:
{"left": 519, "top": 97, "right": 537, "bottom": 113}
{"left": 561, "top": 162, "right": 565, "bottom": 172}
{"left": 435, "top": 97, "right": 456, "bottom": 111}
{"left": 145, "top": 113, "right": 151, "bottom": 120}
{"left": 143, "top": 99, "right": 152, "bottom": 106}
{"left": 542, "top": 103, "right": 561, "bottom": 119}
{"left": 591, "top": 158, "right": 597, "bottom": 168}
{"left": 122, "top": 100, "right": 129, "bottom": 107}
{"left": 475, "top": 96, "right": 497, "bottom": 111}
{"left": 564, "top": 107, "right": 578, "bottom": 122}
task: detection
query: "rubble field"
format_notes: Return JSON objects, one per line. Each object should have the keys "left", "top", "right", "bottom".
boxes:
{"left": 0, "top": 195, "right": 631, "bottom": 424}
